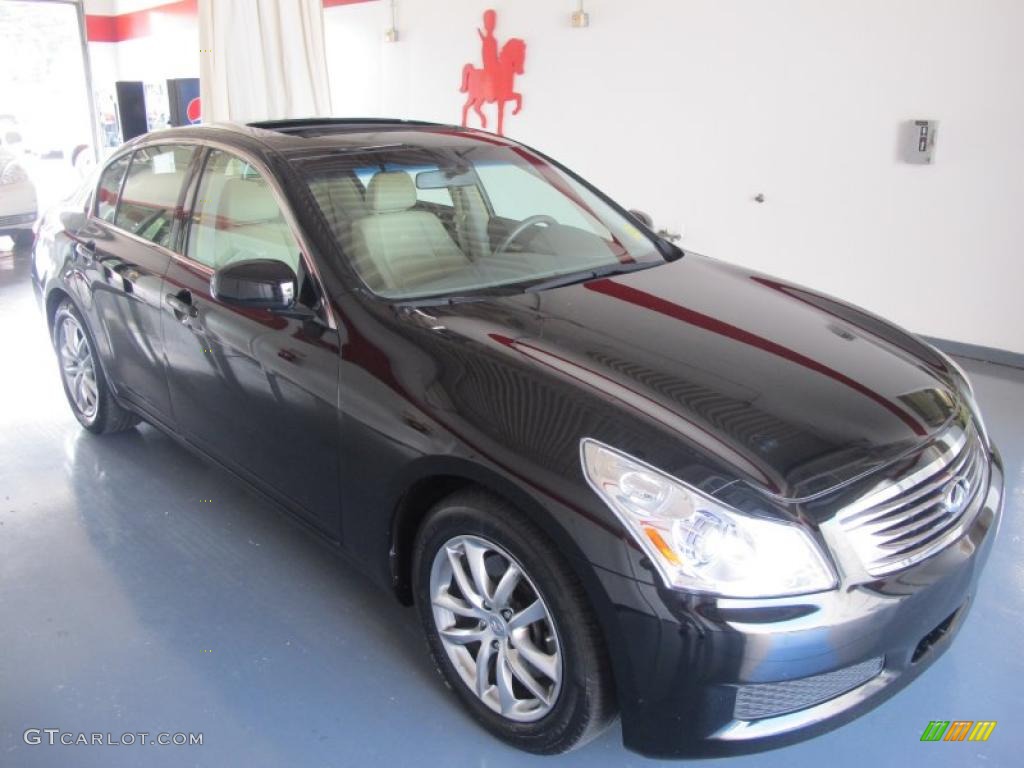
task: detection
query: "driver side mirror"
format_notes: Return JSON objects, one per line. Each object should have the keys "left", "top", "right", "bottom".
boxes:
{"left": 629, "top": 209, "right": 683, "bottom": 244}
{"left": 628, "top": 209, "right": 654, "bottom": 229}
{"left": 211, "top": 259, "right": 299, "bottom": 312}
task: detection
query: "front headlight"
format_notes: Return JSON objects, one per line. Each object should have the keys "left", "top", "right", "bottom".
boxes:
{"left": 581, "top": 439, "right": 836, "bottom": 598}
{"left": 0, "top": 161, "right": 29, "bottom": 186}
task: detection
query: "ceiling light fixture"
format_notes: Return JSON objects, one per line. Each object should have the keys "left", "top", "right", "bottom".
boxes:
{"left": 571, "top": 0, "right": 590, "bottom": 28}
{"left": 384, "top": 0, "right": 399, "bottom": 42}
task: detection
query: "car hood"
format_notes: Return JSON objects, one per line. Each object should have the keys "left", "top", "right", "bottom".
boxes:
{"left": 429, "top": 254, "right": 962, "bottom": 502}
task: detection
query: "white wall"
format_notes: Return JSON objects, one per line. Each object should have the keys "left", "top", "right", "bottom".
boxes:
{"left": 83, "top": 0, "right": 199, "bottom": 154}
{"left": 324, "top": 0, "right": 1024, "bottom": 354}
{"left": 83, "top": 0, "right": 122, "bottom": 14}
{"left": 89, "top": 28, "right": 199, "bottom": 86}
{"left": 106, "top": 28, "right": 199, "bottom": 84}
{"left": 84, "top": 0, "right": 199, "bottom": 98}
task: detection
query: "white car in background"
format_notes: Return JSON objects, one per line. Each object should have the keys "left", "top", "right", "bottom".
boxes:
{"left": 0, "top": 148, "right": 37, "bottom": 247}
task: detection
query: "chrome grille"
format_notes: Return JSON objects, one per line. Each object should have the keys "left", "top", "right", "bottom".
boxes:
{"left": 837, "top": 425, "right": 987, "bottom": 576}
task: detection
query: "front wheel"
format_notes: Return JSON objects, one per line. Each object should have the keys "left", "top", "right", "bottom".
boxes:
{"left": 413, "top": 489, "right": 616, "bottom": 754}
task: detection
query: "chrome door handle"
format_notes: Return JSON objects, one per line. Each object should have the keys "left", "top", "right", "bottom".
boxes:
{"left": 74, "top": 240, "right": 96, "bottom": 264}
{"left": 165, "top": 293, "right": 199, "bottom": 326}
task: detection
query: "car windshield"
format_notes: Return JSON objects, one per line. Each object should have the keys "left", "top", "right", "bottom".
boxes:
{"left": 296, "top": 136, "right": 671, "bottom": 301}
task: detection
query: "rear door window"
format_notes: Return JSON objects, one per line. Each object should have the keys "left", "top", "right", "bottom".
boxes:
{"left": 115, "top": 145, "right": 196, "bottom": 248}
{"left": 95, "top": 154, "right": 131, "bottom": 223}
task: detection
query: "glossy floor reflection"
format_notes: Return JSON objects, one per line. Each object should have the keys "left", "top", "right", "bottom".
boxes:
{"left": 1, "top": 242, "right": 1021, "bottom": 767}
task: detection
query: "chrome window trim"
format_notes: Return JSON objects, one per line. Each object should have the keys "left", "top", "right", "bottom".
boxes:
{"left": 166, "top": 248, "right": 214, "bottom": 277}
{"left": 108, "top": 144, "right": 199, "bottom": 254}
{"left": 107, "top": 224, "right": 192, "bottom": 270}
{"left": 90, "top": 136, "right": 337, "bottom": 331}
{"left": 92, "top": 149, "right": 133, "bottom": 223}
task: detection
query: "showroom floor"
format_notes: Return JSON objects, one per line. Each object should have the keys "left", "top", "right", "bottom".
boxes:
{"left": 1, "top": 241, "right": 1021, "bottom": 767}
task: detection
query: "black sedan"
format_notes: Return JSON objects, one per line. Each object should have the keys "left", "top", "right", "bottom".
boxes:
{"left": 32, "top": 119, "right": 1003, "bottom": 757}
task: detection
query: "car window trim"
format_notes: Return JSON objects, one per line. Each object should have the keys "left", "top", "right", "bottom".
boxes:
{"left": 111, "top": 144, "right": 197, "bottom": 246}
{"left": 91, "top": 146, "right": 189, "bottom": 243}
{"left": 93, "top": 149, "right": 133, "bottom": 224}
{"left": 86, "top": 147, "right": 196, "bottom": 272}
{"left": 86, "top": 149, "right": 190, "bottom": 266}
{"left": 110, "top": 149, "right": 141, "bottom": 232}
{"left": 101, "top": 216, "right": 195, "bottom": 265}
{"left": 179, "top": 146, "right": 215, "bottom": 269}
{"left": 170, "top": 144, "right": 209, "bottom": 256}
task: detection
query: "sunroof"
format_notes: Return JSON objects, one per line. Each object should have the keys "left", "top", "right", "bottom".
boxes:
{"left": 247, "top": 118, "right": 451, "bottom": 136}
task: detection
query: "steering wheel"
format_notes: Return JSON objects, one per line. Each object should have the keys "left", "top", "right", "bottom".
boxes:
{"left": 494, "top": 215, "right": 558, "bottom": 258}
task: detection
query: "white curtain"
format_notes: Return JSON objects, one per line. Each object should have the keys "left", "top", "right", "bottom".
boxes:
{"left": 198, "top": 0, "right": 333, "bottom": 123}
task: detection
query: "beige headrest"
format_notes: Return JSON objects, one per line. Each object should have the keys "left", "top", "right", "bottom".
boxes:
{"left": 218, "top": 178, "right": 281, "bottom": 224}
{"left": 366, "top": 171, "right": 416, "bottom": 213}
{"left": 326, "top": 174, "right": 368, "bottom": 217}
{"left": 127, "top": 170, "right": 187, "bottom": 207}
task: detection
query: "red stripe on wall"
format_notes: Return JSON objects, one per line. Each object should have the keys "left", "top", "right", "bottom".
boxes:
{"left": 87, "top": 0, "right": 378, "bottom": 42}
{"left": 85, "top": 13, "right": 119, "bottom": 43}
{"left": 86, "top": 0, "right": 196, "bottom": 42}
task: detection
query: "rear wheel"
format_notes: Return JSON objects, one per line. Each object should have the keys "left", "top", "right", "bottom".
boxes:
{"left": 413, "top": 489, "right": 616, "bottom": 754}
{"left": 53, "top": 300, "right": 139, "bottom": 434}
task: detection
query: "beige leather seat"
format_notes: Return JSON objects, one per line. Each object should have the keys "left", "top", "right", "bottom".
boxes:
{"left": 205, "top": 177, "right": 300, "bottom": 272}
{"left": 310, "top": 173, "right": 368, "bottom": 235}
{"left": 350, "top": 171, "right": 469, "bottom": 292}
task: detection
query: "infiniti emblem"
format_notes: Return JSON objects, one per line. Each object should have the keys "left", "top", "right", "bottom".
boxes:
{"left": 943, "top": 478, "right": 971, "bottom": 517}
{"left": 489, "top": 616, "right": 506, "bottom": 636}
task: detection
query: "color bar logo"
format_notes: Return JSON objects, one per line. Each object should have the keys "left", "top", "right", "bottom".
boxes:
{"left": 920, "top": 720, "right": 996, "bottom": 742}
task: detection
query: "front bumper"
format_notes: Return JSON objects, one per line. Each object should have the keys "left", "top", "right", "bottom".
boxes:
{"left": 0, "top": 210, "right": 37, "bottom": 230}
{"left": 604, "top": 449, "right": 1003, "bottom": 758}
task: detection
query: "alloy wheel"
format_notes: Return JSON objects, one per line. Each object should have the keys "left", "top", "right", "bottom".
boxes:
{"left": 58, "top": 314, "right": 98, "bottom": 420}
{"left": 429, "top": 534, "right": 562, "bottom": 722}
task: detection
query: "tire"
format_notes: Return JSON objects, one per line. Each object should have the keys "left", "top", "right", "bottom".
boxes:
{"left": 53, "top": 299, "right": 140, "bottom": 434}
{"left": 413, "top": 489, "right": 616, "bottom": 754}
{"left": 13, "top": 229, "right": 34, "bottom": 248}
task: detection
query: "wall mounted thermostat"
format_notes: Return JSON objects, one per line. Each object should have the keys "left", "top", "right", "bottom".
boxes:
{"left": 902, "top": 119, "right": 938, "bottom": 164}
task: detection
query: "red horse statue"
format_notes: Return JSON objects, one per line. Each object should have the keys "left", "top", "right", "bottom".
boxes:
{"left": 460, "top": 9, "right": 526, "bottom": 136}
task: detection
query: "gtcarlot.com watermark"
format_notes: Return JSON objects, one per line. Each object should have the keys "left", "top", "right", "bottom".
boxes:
{"left": 24, "top": 729, "right": 203, "bottom": 747}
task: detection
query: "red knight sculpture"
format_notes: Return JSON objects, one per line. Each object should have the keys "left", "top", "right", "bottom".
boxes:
{"left": 460, "top": 9, "right": 526, "bottom": 136}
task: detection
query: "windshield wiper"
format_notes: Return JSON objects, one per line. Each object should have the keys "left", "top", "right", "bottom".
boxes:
{"left": 391, "top": 260, "right": 661, "bottom": 307}
{"left": 523, "top": 260, "right": 659, "bottom": 293}
{"left": 394, "top": 284, "right": 526, "bottom": 308}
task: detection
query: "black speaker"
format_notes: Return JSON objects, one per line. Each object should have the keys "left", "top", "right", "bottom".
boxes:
{"left": 115, "top": 81, "right": 148, "bottom": 141}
